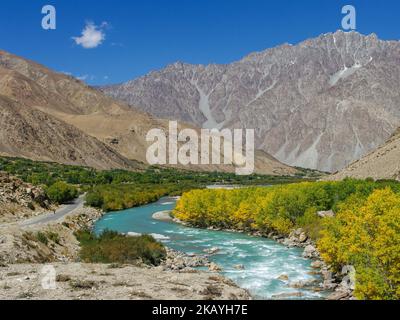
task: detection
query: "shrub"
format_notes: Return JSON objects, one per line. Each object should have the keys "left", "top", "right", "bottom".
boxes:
{"left": 174, "top": 179, "right": 400, "bottom": 300}
{"left": 46, "top": 231, "right": 60, "bottom": 244}
{"left": 296, "top": 207, "right": 323, "bottom": 240}
{"left": 318, "top": 188, "right": 400, "bottom": 300}
{"left": 85, "top": 191, "right": 103, "bottom": 208}
{"left": 46, "top": 181, "right": 78, "bottom": 204}
{"left": 36, "top": 232, "right": 48, "bottom": 245}
{"left": 76, "top": 230, "right": 167, "bottom": 266}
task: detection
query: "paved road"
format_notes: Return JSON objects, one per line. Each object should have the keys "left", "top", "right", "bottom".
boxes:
{"left": 20, "top": 194, "right": 86, "bottom": 227}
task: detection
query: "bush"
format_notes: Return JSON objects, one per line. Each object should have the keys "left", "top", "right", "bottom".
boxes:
{"left": 36, "top": 232, "right": 48, "bottom": 245}
{"left": 85, "top": 191, "right": 104, "bottom": 208}
{"left": 174, "top": 179, "right": 400, "bottom": 300}
{"left": 76, "top": 230, "right": 167, "bottom": 266}
{"left": 46, "top": 181, "right": 78, "bottom": 204}
{"left": 318, "top": 188, "right": 400, "bottom": 300}
{"left": 296, "top": 207, "right": 323, "bottom": 240}
{"left": 46, "top": 231, "right": 60, "bottom": 244}
{"left": 174, "top": 179, "right": 400, "bottom": 235}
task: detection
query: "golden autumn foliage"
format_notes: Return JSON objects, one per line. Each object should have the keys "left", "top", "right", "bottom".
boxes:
{"left": 173, "top": 180, "right": 400, "bottom": 300}
{"left": 318, "top": 188, "right": 400, "bottom": 300}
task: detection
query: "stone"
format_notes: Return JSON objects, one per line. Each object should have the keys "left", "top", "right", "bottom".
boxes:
{"left": 277, "top": 274, "right": 289, "bottom": 281}
{"left": 298, "top": 233, "right": 308, "bottom": 243}
{"left": 341, "top": 265, "right": 355, "bottom": 275}
{"left": 302, "top": 245, "right": 317, "bottom": 259}
{"left": 311, "top": 260, "right": 323, "bottom": 269}
{"left": 208, "top": 262, "right": 222, "bottom": 272}
{"left": 327, "top": 290, "right": 349, "bottom": 300}
{"left": 233, "top": 264, "right": 245, "bottom": 270}
{"left": 322, "top": 280, "right": 338, "bottom": 290}
{"left": 317, "top": 210, "right": 335, "bottom": 218}
{"left": 289, "top": 279, "right": 318, "bottom": 289}
{"left": 294, "top": 228, "right": 303, "bottom": 236}
{"left": 203, "top": 247, "right": 220, "bottom": 255}
{"left": 340, "top": 265, "right": 356, "bottom": 291}
{"left": 272, "top": 292, "right": 303, "bottom": 299}
{"left": 321, "top": 270, "right": 333, "bottom": 281}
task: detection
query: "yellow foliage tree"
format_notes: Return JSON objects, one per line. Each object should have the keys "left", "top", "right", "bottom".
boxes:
{"left": 318, "top": 188, "right": 400, "bottom": 300}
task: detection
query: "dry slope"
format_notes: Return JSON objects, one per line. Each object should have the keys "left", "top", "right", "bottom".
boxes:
{"left": 327, "top": 128, "right": 400, "bottom": 181}
{"left": 0, "top": 50, "right": 296, "bottom": 175}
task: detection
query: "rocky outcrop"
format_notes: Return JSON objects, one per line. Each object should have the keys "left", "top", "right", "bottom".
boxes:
{"left": 269, "top": 227, "right": 355, "bottom": 299}
{"left": 0, "top": 206, "right": 103, "bottom": 264}
{"left": 103, "top": 31, "right": 400, "bottom": 172}
{"left": 0, "top": 172, "right": 50, "bottom": 223}
{"left": 161, "top": 249, "right": 209, "bottom": 271}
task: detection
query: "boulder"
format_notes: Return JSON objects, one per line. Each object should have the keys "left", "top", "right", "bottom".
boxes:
{"left": 317, "top": 210, "right": 335, "bottom": 218}
{"left": 277, "top": 274, "right": 289, "bottom": 281}
{"left": 322, "top": 280, "right": 338, "bottom": 290}
{"left": 272, "top": 292, "right": 303, "bottom": 299}
{"left": 289, "top": 279, "right": 318, "bottom": 289}
{"left": 233, "top": 264, "right": 245, "bottom": 270}
{"left": 340, "top": 265, "right": 356, "bottom": 291}
{"left": 208, "top": 262, "right": 222, "bottom": 272}
{"left": 326, "top": 290, "right": 349, "bottom": 300}
{"left": 298, "top": 232, "right": 308, "bottom": 243}
{"left": 311, "top": 260, "right": 323, "bottom": 269}
{"left": 203, "top": 247, "right": 220, "bottom": 255}
{"left": 302, "top": 245, "right": 318, "bottom": 259}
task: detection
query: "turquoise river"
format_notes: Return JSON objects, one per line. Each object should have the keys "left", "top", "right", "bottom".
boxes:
{"left": 94, "top": 197, "right": 327, "bottom": 300}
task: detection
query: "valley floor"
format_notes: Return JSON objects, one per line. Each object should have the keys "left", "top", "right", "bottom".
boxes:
{"left": 0, "top": 200, "right": 250, "bottom": 300}
{"left": 0, "top": 263, "right": 249, "bottom": 300}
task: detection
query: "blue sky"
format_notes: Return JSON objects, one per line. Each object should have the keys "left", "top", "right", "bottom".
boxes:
{"left": 0, "top": 0, "right": 399, "bottom": 85}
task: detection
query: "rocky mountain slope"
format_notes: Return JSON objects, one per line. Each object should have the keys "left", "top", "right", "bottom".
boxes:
{"left": 328, "top": 128, "right": 400, "bottom": 181}
{"left": 102, "top": 31, "right": 400, "bottom": 172}
{"left": 0, "top": 50, "right": 295, "bottom": 175}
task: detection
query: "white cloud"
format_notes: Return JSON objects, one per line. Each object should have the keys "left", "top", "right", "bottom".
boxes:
{"left": 72, "top": 22, "right": 107, "bottom": 49}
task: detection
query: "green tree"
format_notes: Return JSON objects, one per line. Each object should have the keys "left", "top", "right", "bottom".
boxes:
{"left": 46, "top": 181, "right": 78, "bottom": 204}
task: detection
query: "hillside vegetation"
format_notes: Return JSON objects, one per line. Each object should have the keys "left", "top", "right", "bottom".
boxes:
{"left": 174, "top": 179, "right": 400, "bottom": 300}
{"left": 0, "top": 156, "right": 318, "bottom": 212}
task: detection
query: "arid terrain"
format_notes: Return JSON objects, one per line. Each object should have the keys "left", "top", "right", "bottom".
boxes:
{"left": 328, "top": 127, "right": 400, "bottom": 181}
{"left": 0, "top": 174, "right": 250, "bottom": 300}
{"left": 0, "top": 50, "right": 295, "bottom": 176}
{"left": 103, "top": 31, "right": 400, "bottom": 172}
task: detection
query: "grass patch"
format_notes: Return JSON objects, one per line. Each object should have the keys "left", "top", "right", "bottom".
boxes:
{"left": 36, "top": 232, "right": 48, "bottom": 245}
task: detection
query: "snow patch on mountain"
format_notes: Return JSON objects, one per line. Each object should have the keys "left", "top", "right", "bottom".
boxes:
{"left": 329, "top": 63, "right": 362, "bottom": 86}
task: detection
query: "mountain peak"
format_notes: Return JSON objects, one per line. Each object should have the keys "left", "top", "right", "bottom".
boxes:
{"left": 102, "top": 31, "right": 400, "bottom": 172}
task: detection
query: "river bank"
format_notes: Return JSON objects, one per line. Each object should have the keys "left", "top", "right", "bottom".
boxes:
{"left": 0, "top": 200, "right": 251, "bottom": 300}
{"left": 0, "top": 262, "right": 250, "bottom": 300}
{"left": 151, "top": 209, "right": 355, "bottom": 300}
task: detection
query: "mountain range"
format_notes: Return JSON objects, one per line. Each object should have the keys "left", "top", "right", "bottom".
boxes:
{"left": 102, "top": 30, "right": 400, "bottom": 173}
{"left": 0, "top": 50, "right": 295, "bottom": 175}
